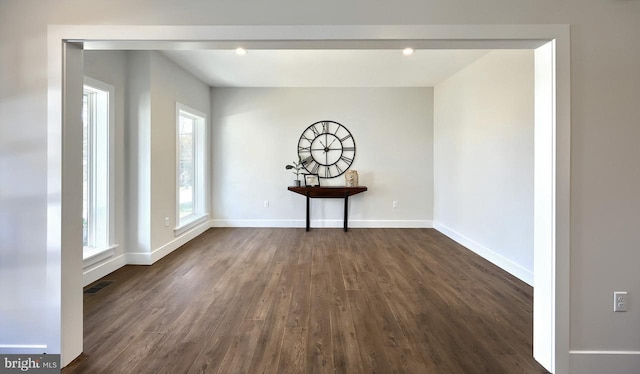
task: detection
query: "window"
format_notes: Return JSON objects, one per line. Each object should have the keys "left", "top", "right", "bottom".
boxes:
{"left": 82, "top": 78, "right": 115, "bottom": 255}
{"left": 176, "top": 103, "right": 207, "bottom": 231}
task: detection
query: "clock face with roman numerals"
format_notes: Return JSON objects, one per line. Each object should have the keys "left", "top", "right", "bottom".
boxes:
{"left": 297, "top": 120, "right": 356, "bottom": 179}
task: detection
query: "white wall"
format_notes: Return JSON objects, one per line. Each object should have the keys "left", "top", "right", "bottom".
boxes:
{"left": 210, "top": 87, "right": 433, "bottom": 227}
{"left": 126, "top": 51, "right": 153, "bottom": 257}
{"left": 149, "top": 51, "right": 211, "bottom": 249}
{"left": 81, "top": 50, "right": 211, "bottom": 278}
{"left": 82, "top": 50, "right": 129, "bottom": 285}
{"left": 433, "top": 50, "right": 534, "bottom": 284}
{"left": 125, "top": 50, "right": 212, "bottom": 261}
{"left": 2, "top": 1, "right": 640, "bottom": 372}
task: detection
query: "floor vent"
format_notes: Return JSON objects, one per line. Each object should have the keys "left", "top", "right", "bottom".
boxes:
{"left": 83, "top": 280, "right": 114, "bottom": 294}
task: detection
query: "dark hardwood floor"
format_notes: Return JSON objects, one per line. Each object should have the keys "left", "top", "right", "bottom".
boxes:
{"left": 64, "top": 228, "right": 548, "bottom": 373}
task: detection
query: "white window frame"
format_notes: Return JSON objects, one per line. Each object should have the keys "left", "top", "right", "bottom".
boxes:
{"left": 83, "top": 77, "right": 116, "bottom": 259}
{"left": 175, "top": 102, "right": 208, "bottom": 235}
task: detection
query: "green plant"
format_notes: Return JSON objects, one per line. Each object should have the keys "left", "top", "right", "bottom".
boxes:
{"left": 285, "top": 156, "right": 304, "bottom": 180}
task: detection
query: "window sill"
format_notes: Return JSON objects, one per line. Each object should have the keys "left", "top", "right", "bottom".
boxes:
{"left": 174, "top": 214, "right": 209, "bottom": 236}
{"left": 83, "top": 244, "right": 118, "bottom": 268}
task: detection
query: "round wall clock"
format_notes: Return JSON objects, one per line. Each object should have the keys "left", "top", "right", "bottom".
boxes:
{"left": 297, "top": 120, "right": 356, "bottom": 179}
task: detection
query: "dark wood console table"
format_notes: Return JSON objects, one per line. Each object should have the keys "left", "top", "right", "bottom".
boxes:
{"left": 287, "top": 186, "right": 368, "bottom": 232}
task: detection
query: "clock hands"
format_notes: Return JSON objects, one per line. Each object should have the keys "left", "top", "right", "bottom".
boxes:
{"left": 324, "top": 134, "right": 331, "bottom": 165}
{"left": 310, "top": 147, "right": 341, "bottom": 151}
{"left": 313, "top": 139, "right": 341, "bottom": 153}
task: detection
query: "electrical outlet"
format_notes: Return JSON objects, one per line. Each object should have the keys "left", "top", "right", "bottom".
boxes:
{"left": 264, "top": 200, "right": 269, "bottom": 208}
{"left": 392, "top": 201, "right": 398, "bottom": 208}
{"left": 614, "top": 291, "right": 627, "bottom": 312}
{"left": 164, "top": 217, "right": 170, "bottom": 227}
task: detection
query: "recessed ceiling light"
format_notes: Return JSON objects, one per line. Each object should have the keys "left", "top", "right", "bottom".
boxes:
{"left": 235, "top": 47, "right": 247, "bottom": 56}
{"left": 402, "top": 48, "right": 414, "bottom": 56}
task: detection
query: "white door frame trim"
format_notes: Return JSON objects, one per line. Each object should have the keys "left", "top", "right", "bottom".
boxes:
{"left": 47, "top": 24, "right": 570, "bottom": 372}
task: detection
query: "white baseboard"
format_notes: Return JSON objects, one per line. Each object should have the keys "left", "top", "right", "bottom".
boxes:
{"left": 210, "top": 219, "right": 433, "bottom": 228}
{"left": 433, "top": 222, "right": 533, "bottom": 286}
{"left": 149, "top": 219, "right": 211, "bottom": 263}
{"left": 83, "top": 219, "right": 211, "bottom": 283}
{"left": 210, "top": 219, "right": 302, "bottom": 228}
{"left": 125, "top": 252, "right": 151, "bottom": 265}
{"left": 0, "top": 344, "right": 48, "bottom": 354}
{"left": 82, "top": 253, "right": 127, "bottom": 286}
{"left": 127, "top": 218, "right": 212, "bottom": 265}
{"left": 341, "top": 220, "right": 433, "bottom": 228}
{"left": 570, "top": 351, "right": 640, "bottom": 374}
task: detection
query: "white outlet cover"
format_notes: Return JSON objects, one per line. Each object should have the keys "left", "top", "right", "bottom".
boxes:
{"left": 614, "top": 291, "right": 627, "bottom": 312}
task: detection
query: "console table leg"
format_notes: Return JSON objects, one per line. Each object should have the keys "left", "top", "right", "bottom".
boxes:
{"left": 344, "top": 193, "right": 349, "bottom": 232}
{"left": 306, "top": 193, "right": 310, "bottom": 232}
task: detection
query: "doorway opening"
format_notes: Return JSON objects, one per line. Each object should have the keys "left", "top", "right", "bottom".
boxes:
{"left": 47, "top": 25, "right": 570, "bottom": 373}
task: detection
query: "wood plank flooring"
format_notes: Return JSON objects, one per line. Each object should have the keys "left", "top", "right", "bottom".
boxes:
{"left": 64, "top": 228, "right": 548, "bottom": 373}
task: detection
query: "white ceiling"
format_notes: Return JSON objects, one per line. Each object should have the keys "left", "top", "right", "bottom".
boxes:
{"left": 161, "top": 49, "right": 490, "bottom": 88}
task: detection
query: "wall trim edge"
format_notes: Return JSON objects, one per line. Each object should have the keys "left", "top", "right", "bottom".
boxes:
{"left": 82, "top": 253, "right": 127, "bottom": 286}
{"left": 149, "top": 219, "right": 212, "bottom": 263}
{"left": 0, "top": 345, "right": 49, "bottom": 355}
{"left": 570, "top": 350, "right": 640, "bottom": 374}
{"left": 570, "top": 350, "right": 640, "bottom": 355}
{"left": 210, "top": 219, "right": 433, "bottom": 228}
{"left": 434, "top": 221, "right": 533, "bottom": 285}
